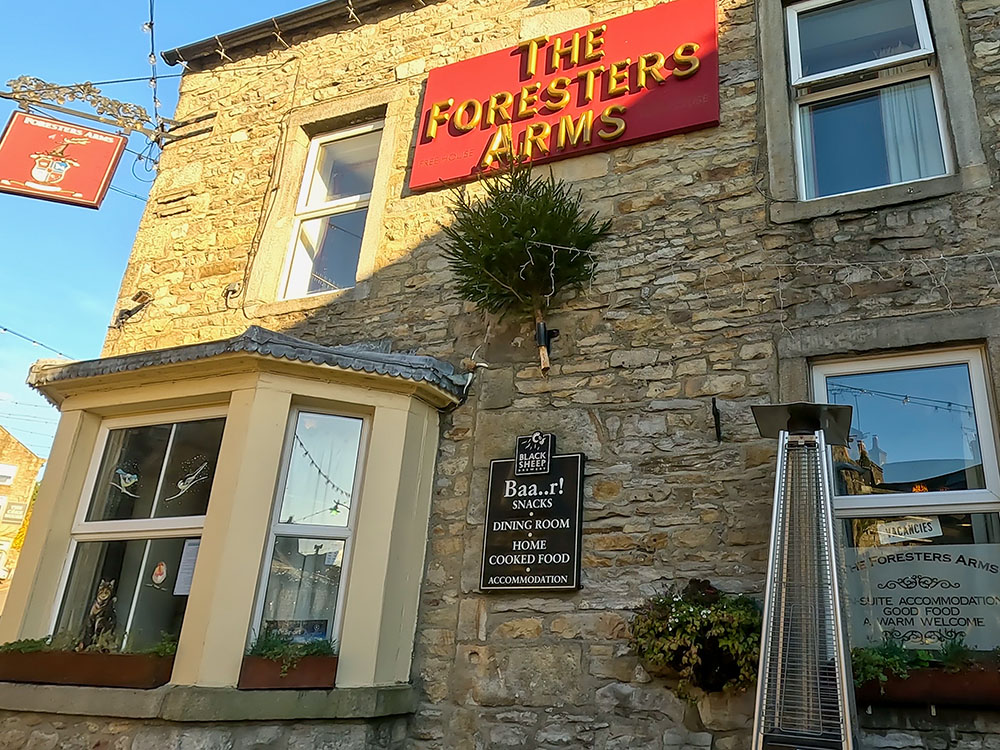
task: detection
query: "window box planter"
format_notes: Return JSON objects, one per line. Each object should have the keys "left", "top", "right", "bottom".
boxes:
{"left": 237, "top": 654, "right": 339, "bottom": 690}
{"left": 855, "top": 665, "right": 1000, "bottom": 707}
{"left": 0, "top": 651, "right": 174, "bottom": 689}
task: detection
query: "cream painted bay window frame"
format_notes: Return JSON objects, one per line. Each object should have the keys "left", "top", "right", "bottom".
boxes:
{"left": 812, "top": 348, "right": 1000, "bottom": 518}
{"left": 48, "top": 405, "right": 226, "bottom": 645}
{"left": 249, "top": 405, "right": 370, "bottom": 647}
{"left": 280, "top": 120, "right": 385, "bottom": 300}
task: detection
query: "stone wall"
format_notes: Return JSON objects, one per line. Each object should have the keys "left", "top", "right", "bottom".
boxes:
{"left": 0, "top": 711, "right": 406, "bottom": 749}
{"left": 85, "top": 0, "right": 1000, "bottom": 746}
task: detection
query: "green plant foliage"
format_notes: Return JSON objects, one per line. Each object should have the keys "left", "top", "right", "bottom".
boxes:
{"left": 850, "top": 638, "right": 932, "bottom": 688}
{"left": 0, "top": 637, "right": 50, "bottom": 654}
{"left": 629, "top": 579, "right": 763, "bottom": 701}
{"left": 938, "top": 637, "right": 974, "bottom": 673}
{"left": 131, "top": 632, "right": 179, "bottom": 657}
{"left": 247, "top": 629, "right": 338, "bottom": 676}
{"left": 442, "top": 163, "right": 611, "bottom": 318}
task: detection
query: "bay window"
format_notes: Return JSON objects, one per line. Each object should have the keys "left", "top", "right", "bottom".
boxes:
{"left": 813, "top": 349, "right": 1000, "bottom": 652}
{"left": 54, "top": 412, "right": 225, "bottom": 651}
{"left": 787, "top": 0, "right": 950, "bottom": 200}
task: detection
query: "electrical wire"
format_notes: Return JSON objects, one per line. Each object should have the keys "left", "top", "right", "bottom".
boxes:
{"left": 0, "top": 398, "right": 57, "bottom": 410}
{"left": 0, "top": 325, "right": 72, "bottom": 358}
{"left": 145, "top": 0, "right": 162, "bottom": 132}
{"left": 109, "top": 184, "right": 148, "bottom": 202}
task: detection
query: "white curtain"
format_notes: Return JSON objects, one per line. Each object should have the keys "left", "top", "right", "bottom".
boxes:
{"left": 879, "top": 79, "right": 946, "bottom": 183}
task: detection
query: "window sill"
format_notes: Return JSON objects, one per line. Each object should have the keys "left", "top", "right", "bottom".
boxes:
{"left": 0, "top": 681, "right": 416, "bottom": 722}
{"left": 244, "top": 280, "right": 370, "bottom": 319}
{"left": 769, "top": 166, "right": 991, "bottom": 224}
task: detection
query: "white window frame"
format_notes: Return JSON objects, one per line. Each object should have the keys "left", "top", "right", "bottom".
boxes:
{"left": 249, "top": 405, "right": 370, "bottom": 647}
{"left": 786, "top": 0, "right": 935, "bottom": 86}
{"left": 279, "top": 120, "right": 385, "bottom": 301}
{"left": 786, "top": 0, "right": 951, "bottom": 201}
{"left": 48, "top": 405, "right": 227, "bottom": 640}
{"left": 812, "top": 348, "right": 1000, "bottom": 518}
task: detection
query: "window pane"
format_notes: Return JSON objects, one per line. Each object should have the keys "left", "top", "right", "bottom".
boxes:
{"left": 277, "top": 412, "right": 362, "bottom": 527}
{"left": 260, "top": 536, "right": 345, "bottom": 642}
{"left": 88, "top": 425, "right": 170, "bottom": 521}
{"left": 286, "top": 208, "right": 367, "bottom": 297}
{"left": 797, "top": 0, "right": 923, "bottom": 78}
{"left": 153, "top": 418, "right": 226, "bottom": 519}
{"left": 841, "top": 513, "right": 1000, "bottom": 650}
{"left": 800, "top": 78, "right": 945, "bottom": 199}
{"left": 55, "top": 537, "right": 196, "bottom": 651}
{"left": 826, "top": 363, "right": 985, "bottom": 497}
{"left": 305, "top": 129, "right": 381, "bottom": 207}
{"left": 87, "top": 418, "right": 225, "bottom": 522}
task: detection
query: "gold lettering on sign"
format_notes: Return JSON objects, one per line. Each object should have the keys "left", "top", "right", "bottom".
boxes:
{"left": 549, "top": 32, "right": 580, "bottom": 72}
{"left": 517, "top": 36, "right": 549, "bottom": 77}
{"left": 576, "top": 65, "right": 605, "bottom": 104}
{"left": 607, "top": 58, "right": 631, "bottom": 97}
{"left": 453, "top": 98, "right": 483, "bottom": 132}
{"left": 480, "top": 124, "right": 515, "bottom": 168}
{"left": 544, "top": 77, "right": 572, "bottom": 112}
{"left": 523, "top": 122, "right": 552, "bottom": 158}
{"left": 637, "top": 52, "right": 667, "bottom": 87}
{"left": 672, "top": 42, "right": 701, "bottom": 78}
{"left": 584, "top": 25, "right": 607, "bottom": 62}
{"left": 426, "top": 98, "right": 454, "bottom": 140}
{"left": 517, "top": 82, "right": 542, "bottom": 118}
{"left": 487, "top": 91, "right": 514, "bottom": 126}
{"left": 597, "top": 104, "right": 627, "bottom": 140}
{"left": 557, "top": 110, "right": 594, "bottom": 149}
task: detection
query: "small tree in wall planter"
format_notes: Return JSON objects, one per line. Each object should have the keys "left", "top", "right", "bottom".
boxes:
{"left": 443, "top": 162, "right": 611, "bottom": 373}
{"left": 239, "top": 630, "right": 339, "bottom": 690}
{"left": 0, "top": 632, "right": 177, "bottom": 689}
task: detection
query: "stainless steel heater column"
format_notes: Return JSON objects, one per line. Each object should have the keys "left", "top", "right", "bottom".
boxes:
{"left": 750, "top": 403, "right": 857, "bottom": 750}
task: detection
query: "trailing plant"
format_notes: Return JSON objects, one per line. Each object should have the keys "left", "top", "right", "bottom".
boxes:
{"left": 0, "top": 637, "right": 50, "bottom": 654}
{"left": 938, "top": 636, "right": 974, "bottom": 673}
{"left": 247, "top": 628, "right": 338, "bottom": 677}
{"left": 442, "top": 161, "right": 611, "bottom": 372}
{"left": 0, "top": 630, "right": 177, "bottom": 657}
{"left": 629, "top": 579, "right": 762, "bottom": 701}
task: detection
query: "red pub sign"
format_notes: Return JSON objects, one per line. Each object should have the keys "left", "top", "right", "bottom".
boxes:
{"left": 410, "top": 0, "right": 719, "bottom": 190}
{"left": 0, "top": 111, "right": 127, "bottom": 209}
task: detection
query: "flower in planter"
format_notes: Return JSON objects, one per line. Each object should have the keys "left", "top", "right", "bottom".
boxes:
{"left": 629, "top": 579, "right": 762, "bottom": 701}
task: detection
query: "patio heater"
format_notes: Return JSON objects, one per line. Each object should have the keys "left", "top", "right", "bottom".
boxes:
{"left": 750, "top": 403, "right": 857, "bottom": 750}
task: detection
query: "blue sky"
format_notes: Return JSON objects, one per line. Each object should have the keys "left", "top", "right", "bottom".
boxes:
{"left": 0, "top": 1, "right": 305, "bottom": 460}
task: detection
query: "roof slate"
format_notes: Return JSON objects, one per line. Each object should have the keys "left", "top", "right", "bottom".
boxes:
{"left": 28, "top": 326, "right": 466, "bottom": 401}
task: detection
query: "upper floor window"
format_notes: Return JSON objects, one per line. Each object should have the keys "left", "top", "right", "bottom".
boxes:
{"left": 787, "top": 0, "right": 949, "bottom": 199}
{"left": 0, "top": 464, "right": 17, "bottom": 486}
{"left": 282, "top": 121, "right": 384, "bottom": 300}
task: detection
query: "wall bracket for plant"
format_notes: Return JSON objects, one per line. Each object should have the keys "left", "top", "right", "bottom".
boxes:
{"left": 443, "top": 163, "right": 610, "bottom": 373}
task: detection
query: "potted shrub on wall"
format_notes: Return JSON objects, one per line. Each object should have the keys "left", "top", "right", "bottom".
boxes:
{"left": 238, "top": 629, "right": 339, "bottom": 690}
{"left": 0, "top": 632, "right": 177, "bottom": 689}
{"left": 629, "top": 579, "right": 762, "bottom": 701}
{"left": 443, "top": 161, "right": 611, "bottom": 373}
{"left": 853, "top": 636, "right": 1000, "bottom": 707}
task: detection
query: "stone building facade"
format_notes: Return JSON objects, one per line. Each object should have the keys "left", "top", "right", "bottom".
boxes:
{"left": 1, "top": 0, "right": 1000, "bottom": 747}
{"left": 0, "top": 427, "right": 42, "bottom": 613}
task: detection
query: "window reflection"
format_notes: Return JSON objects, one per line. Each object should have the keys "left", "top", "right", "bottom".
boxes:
{"left": 826, "top": 364, "right": 984, "bottom": 497}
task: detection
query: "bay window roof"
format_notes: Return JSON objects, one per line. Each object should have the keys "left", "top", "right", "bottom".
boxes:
{"left": 27, "top": 326, "right": 465, "bottom": 408}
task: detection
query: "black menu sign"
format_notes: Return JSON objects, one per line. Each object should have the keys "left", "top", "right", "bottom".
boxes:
{"left": 480, "top": 431, "right": 585, "bottom": 591}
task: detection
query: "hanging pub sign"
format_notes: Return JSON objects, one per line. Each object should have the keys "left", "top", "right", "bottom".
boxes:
{"left": 0, "top": 111, "right": 127, "bottom": 208}
{"left": 410, "top": 0, "right": 719, "bottom": 190}
{"left": 481, "top": 431, "right": 585, "bottom": 591}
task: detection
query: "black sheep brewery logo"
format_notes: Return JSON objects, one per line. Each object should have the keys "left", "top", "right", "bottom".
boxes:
{"left": 481, "top": 432, "right": 585, "bottom": 591}
{"left": 2, "top": 133, "right": 89, "bottom": 199}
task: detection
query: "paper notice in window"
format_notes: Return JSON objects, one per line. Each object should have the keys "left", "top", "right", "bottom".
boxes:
{"left": 173, "top": 538, "right": 200, "bottom": 596}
